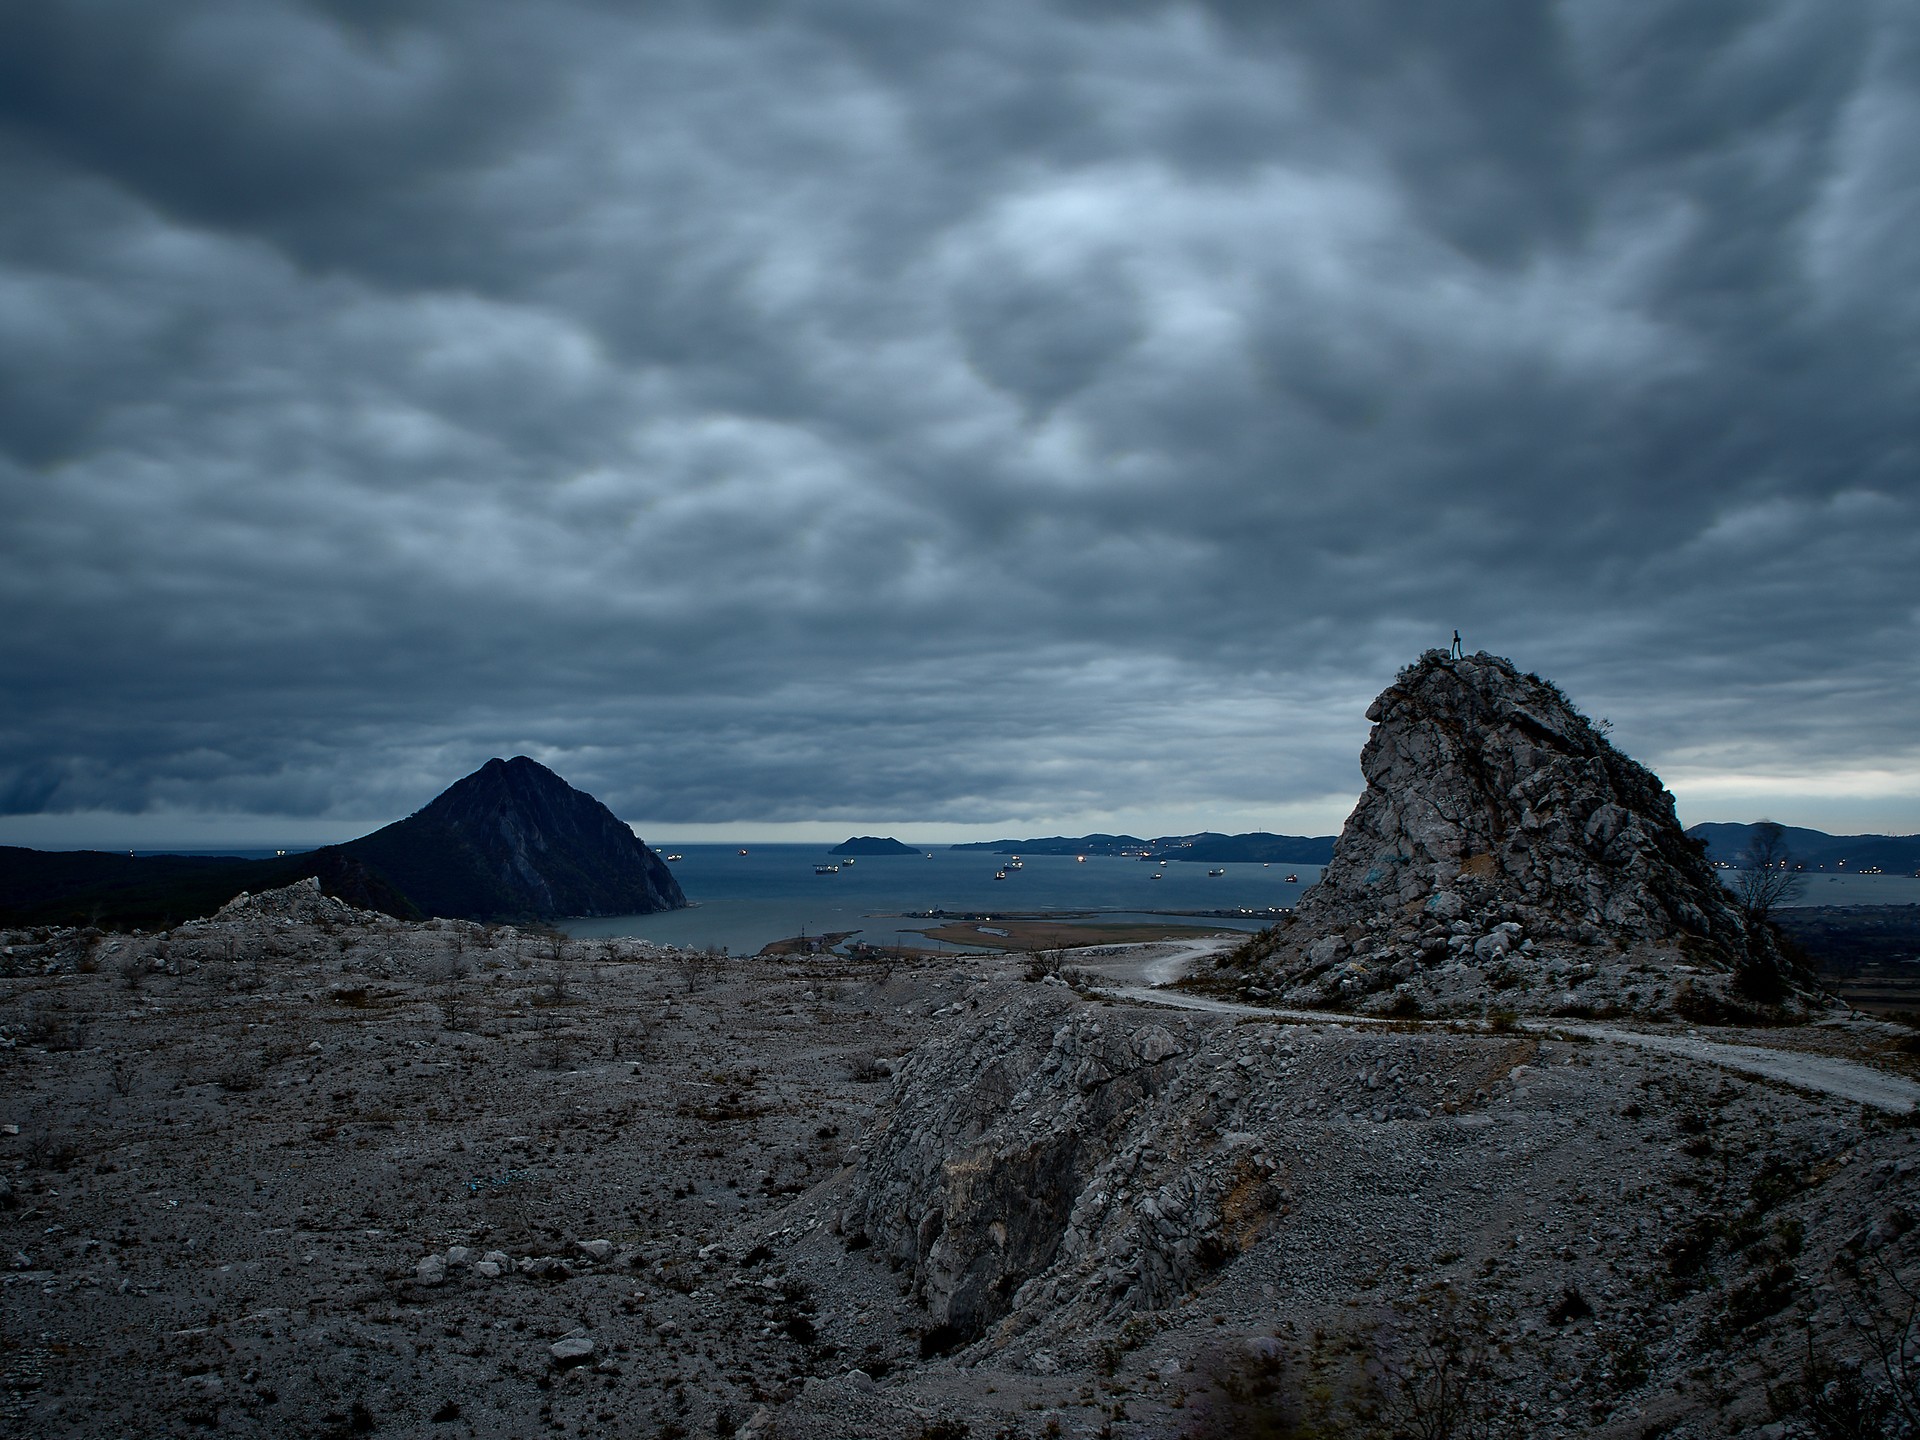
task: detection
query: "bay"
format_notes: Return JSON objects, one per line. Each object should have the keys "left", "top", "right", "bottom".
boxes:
{"left": 561, "top": 844, "right": 1323, "bottom": 955}
{"left": 561, "top": 844, "right": 1920, "bottom": 958}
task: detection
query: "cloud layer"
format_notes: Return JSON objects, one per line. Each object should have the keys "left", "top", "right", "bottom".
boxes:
{"left": 3, "top": 0, "right": 1916, "bottom": 840}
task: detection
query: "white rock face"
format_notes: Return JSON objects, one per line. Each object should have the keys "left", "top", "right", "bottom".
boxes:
{"left": 1225, "top": 650, "right": 1797, "bottom": 1016}
{"left": 1315, "top": 651, "right": 1740, "bottom": 936}
{"left": 844, "top": 990, "right": 1282, "bottom": 1345}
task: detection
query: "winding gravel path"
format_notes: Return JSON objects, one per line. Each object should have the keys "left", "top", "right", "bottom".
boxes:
{"left": 1093, "top": 938, "right": 1920, "bottom": 1114}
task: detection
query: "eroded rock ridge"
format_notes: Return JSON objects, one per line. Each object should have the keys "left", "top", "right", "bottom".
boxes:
{"left": 1224, "top": 649, "right": 1797, "bottom": 1015}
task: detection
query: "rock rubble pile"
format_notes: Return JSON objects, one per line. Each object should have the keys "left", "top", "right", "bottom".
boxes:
{"left": 213, "top": 876, "right": 391, "bottom": 926}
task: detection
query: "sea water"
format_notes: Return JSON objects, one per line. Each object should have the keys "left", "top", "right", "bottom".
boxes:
{"left": 562, "top": 845, "right": 1920, "bottom": 957}
{"left": 124, "top": 840, "right": 1920, "bottom": 957}
{"left": 561, "top": 845, "right": 1324, "bottom": 955}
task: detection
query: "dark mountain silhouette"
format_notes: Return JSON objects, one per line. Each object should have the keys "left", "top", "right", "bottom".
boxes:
{"left": 1685, "top": 822, "right": 1920, "bottom": 875}
{"left": 341, "top": 757, "right": 685, "bottom": 920}
{"left": 1160, "top": 832, "right": 1337, "bottom": 864}
{"left": 0, "top": 757, "right": 686, "bottom": 927}
{"left": 948, "top": 834, "right": 1149, "bottom": 855}
{"left": 829, "top": 836, "right": 920, "bottom": 855}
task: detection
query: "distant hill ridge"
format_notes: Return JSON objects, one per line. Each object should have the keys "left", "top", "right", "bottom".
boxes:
{"left": 1685, "top": 822, "right": 1920, "bottom": 875}
{"left": 949, "top": 831, "right": 1336, "bottom": 863}
{"left": 0, "top": 757, "right": 686, "bottom": 927}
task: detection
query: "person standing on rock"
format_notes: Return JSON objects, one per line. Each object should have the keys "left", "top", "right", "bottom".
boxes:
{"left": 1449, "top": 630, "right": 1464, "bottom": 659}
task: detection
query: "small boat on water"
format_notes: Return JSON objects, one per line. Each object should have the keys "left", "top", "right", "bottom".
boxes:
{"left": 1076, "top": 855, "right": 1086, "bottom": 863}
{"left": 664, "top": 853, "right": 683, "bottom": 862}
{"left": 1207, "top": 869, "right": 1226, "bottom": 877}
{"left": 1006, "top": 860, "right": 1023, "bottom": 871}
{"left": 993, "top": 870, "right": 1008, "bottom": 880}
{"left": 738, "top": 848, "right": 749, "bottom": 855}
{"left": 815, "top": 864, "right": 840, "bottom": 875}
{"left": 1284, "top": 873, "right": 1299, "bottom": 883}
{"left": 1149, "top": 871, "right": 1163, "bottom": 880}
{"left": 842, "top": 858, "right": 856, "bottom": 866}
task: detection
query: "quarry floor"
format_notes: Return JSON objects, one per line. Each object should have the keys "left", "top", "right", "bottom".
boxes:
{"left": 2, "top": 914, "right": 1917, "bottom": 1439}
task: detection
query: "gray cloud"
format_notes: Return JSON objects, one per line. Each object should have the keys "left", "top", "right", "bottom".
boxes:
{"left": 2, "top": 0, "right": 1916, "bottom": 839}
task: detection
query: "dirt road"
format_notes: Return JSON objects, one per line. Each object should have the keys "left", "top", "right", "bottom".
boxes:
{"left": 1094, "top": 938, "right": 1920, "bottom": 1114}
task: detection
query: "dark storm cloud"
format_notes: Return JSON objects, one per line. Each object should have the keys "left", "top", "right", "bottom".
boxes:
{"left": 2, "top": 0, "right": 1916, "bottom": 837}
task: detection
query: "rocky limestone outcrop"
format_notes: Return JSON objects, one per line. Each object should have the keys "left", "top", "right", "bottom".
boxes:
{"left": 840, "top": 981, "right": 1564, "bottom": 1370}
{"left": 1221, "top": 650, "right": 1800, "bottom": 1016}
{"left": 843, "top": 987, "right": 1294, "bottom": 1354}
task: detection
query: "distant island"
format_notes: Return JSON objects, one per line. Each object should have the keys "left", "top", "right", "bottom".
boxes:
{"left": 950, "top": 831, "right": 1337, "bottom": 864}
{"left": 949, "top": 833, "right": 1146, "bottom": 856}
{"left": 0, "top": 757, "right": 686, "bottom": 927}
{"left": 829, "top": 836, "right": 921, "bottom": 855}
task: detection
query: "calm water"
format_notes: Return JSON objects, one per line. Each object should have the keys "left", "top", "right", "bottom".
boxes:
{"left": 1764, "top": 871, "right": 1920, "bottom": 907}
{"left": 561, "top": 846, "right": 1920, "bottom": 956}
{"left": 112, "top": 840, "right": 1920, "bottom": 956}
{"left": 562, "top": 845, "right": 1323, "bottom": 955}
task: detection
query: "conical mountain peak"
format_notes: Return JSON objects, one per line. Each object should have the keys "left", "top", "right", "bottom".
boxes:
{"left": 1221, "top": 650, "right": 1804, "bottom": 1018}
{"left": 342, "top": 757, "right": 686, "bottom": 921}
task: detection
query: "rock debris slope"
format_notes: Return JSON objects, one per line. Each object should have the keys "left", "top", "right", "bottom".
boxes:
{"left": 7, "top": 895, "right": 1919, "bottom": 1436}
{"left": 833, "top": 971, "right": 1917, "bottom": 1440}
{"left": 1220, "top": 649, "right": 1798, "bottom": 1017}
{"left": 844, "top": 987, "right": 1291, "bottom": 1350}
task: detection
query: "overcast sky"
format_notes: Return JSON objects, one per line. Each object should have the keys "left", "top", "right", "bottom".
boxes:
{"left": 2, "top": 0, "right": 1916, "bottom": 848}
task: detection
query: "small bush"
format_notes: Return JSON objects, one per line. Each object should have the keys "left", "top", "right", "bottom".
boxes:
{"left": 1734, "top": 953, "right": 1790, "bottom": 1005}
{"left": 1718, "top": 1262, "right": 1797, "bottom": 1334}
{"left": 918, "top": 1321, "right": 978, "bottom": 1359}
{"left": 1547, "top": 1284, "right": 1594, "bottom": 1325}
{"left": 1664, "top": 1215, "right": 1723, "bottom": 1278}
{"left": 1023, "top": 949, "right": 1064, "bottom": 982}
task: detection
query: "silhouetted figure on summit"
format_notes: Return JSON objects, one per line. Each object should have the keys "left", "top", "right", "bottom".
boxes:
{"left": 1449, "top": 630, "right": 1464, "bottom": 659}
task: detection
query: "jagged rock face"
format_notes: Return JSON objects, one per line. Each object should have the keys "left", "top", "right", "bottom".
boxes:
{"left": 1311, "top": 651, "right": 1742, "bottom": 942}
{"left": 842, "top": 985, "right": 1556, "bottom": 1367}
{"left": 844, "top": 989, "right": 1285, "bottom": 1348}
{"left": 1236, "top": 651, "right": 1766, "bottom": 1014}
{"left": 343, "top": 757, "right": 687, "bottom": 921}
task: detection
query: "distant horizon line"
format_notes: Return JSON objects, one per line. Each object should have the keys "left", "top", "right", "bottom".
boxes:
{"left": 8, "top": 815, "right": 1919, "bottom": 857}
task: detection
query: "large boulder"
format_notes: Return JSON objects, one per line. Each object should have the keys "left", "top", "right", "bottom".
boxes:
{"left": 841, "top": 989, "right": 1291, "bottom": 1355}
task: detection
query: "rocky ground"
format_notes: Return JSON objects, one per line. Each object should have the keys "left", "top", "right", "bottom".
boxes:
{"left": 3, "top": 884, "right": 1918, "bottom": 1439}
